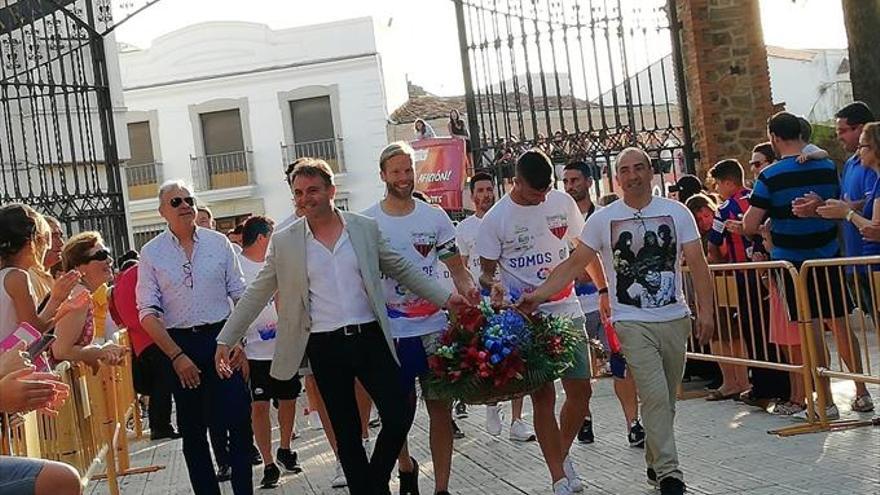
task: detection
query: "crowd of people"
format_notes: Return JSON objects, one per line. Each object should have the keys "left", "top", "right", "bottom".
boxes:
{"left": 1, "top": 100, "right": 877, "bottom": 495}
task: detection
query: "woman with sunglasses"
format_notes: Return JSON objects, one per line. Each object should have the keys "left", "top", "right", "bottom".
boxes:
{"left": 50, "top": 232, "right": 126, "bottom": 368}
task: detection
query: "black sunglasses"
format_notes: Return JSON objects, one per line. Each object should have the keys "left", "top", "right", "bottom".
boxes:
{"left": 170, "top": 196, "right": 195, "bottom": 208}
{"left": 86, "top": 249, "right": 112, "bottom": 263}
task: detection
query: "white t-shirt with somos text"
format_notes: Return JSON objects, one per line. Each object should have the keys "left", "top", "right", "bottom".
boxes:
{"left": 362, "top": 200, "right": 456, "bottom": 338}
{"left": 238, "top": 255, "right": 279, "bottom": 360}
{"left": 476, "top": 190, "right": 586, "bottom": 319}
{"left": 579, "top": 196, "right": 699, "bottom": 324}
{"left": 455, "top": 214, "right": 483, "bottom": 282}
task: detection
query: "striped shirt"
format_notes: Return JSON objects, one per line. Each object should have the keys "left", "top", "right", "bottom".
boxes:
{"left": 749, "top": 156, "right": 840, "bottom": 263}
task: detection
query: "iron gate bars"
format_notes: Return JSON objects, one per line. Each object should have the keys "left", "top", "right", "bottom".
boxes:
{"left": 0, "top": 0, "right": 129, "bottom": 252}
{"left": 454, "top": 0, "right": 695, "bottom": 195}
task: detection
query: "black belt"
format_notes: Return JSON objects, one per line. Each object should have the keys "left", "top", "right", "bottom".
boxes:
{"left": 168, "top": 320, "right": 225, "bottom": 334}
{"left": 312, "top": 321, "right": 379, "bottom": 338}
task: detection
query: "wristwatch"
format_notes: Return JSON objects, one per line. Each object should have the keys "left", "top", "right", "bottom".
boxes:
{"left": 846, "top": 209, "right": 856, "bottom": 222}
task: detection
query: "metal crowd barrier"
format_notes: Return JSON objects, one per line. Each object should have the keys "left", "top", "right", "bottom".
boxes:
{"left": 0, "top": 330, "right": 161, "bottom": 494}
{"left": 682, "top": 258, "right": 880, "bottom": 436}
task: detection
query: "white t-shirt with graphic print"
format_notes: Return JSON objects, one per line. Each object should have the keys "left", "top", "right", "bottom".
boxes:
{"left": 579, "top": 196, "right": 699, "bottom": 324}
{"left": 239, "top": 255, "right": 278, "bottom": 360}
{"left": 476, "top": 189, "right": 585, "bottom": 319}
{"left": 455, "top": 214, "right": 483, "bottom": 281}
{"left": 362, "top": 200, "right": 456, "bottom": 338}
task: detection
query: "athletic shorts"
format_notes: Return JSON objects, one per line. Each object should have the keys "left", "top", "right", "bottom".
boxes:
{"left": 0, "top": 455, "right": 45, "bottom": 494}
{"left": 584, "top": 311, "right": 628, "bottom": 379}
{"left": 781, "top": 261, "right": 853, "bottom": 320}
{"left": 247, "top": 360, "right": 302, "bottom": 402}
{"left": 394, "top": 332, "right": 442, "bottom": 399}
{"left": 561, "top": 316, "right": 590, "bottom": 380}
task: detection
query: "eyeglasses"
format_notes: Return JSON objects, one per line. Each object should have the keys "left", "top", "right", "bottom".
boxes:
{"left": 182, "top": 261, "right": 193, "bottom": 289}
{"left": 169, "top": 196, "right": 195, "bottom": 208}
{"left": 86, "top": 249, "right": 112, "bottom": 263}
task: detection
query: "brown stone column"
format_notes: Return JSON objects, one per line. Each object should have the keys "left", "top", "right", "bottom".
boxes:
{"left": 674, "top": 0, "right": 774, "bottom": 178}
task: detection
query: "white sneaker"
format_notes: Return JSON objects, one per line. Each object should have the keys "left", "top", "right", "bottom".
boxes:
{"left": 309, "top": 410, "right": 323, "bottom": 430}
{"left": 562, "top": 455, "right": 584, "bottom": 492}
{"left": 331, "top": 461, "right": 347, "bottom": 488}
{"left": 486, "top": 404, "right": 503, "bottom": 436}
{"left": 509, "top": 419, "right": 537, "bottom": 442}
{"left": 792, "top": 403, "right": 840, "bottom": 421}
{"left": 553, "top": 478, "right": 573, "bottom": 495}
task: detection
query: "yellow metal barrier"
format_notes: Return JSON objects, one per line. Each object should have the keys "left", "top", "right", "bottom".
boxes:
{"left": 683, "top": 261, "right": 819, "bottom": 432}
{"left": 778, "top": 256, "right": 880, "bottom": 435}
{"left": 0, "top": 329, "right": 163, "bottom": 493}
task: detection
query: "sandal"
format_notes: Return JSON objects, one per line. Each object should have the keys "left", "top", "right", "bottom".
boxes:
{"left": 705, "top": 389, "right": 741, "bottom": 401}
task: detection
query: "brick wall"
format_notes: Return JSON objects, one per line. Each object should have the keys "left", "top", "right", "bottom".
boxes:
{"left": 675, "top": 0, "right": 774, "bottom": 178}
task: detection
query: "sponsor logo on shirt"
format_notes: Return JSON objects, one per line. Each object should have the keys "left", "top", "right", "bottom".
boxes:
{"left": 508, "top": 251, "right": 553, "bottom": 269}
{"left": 411, "top": 231, "right": 437, "bottom": 257}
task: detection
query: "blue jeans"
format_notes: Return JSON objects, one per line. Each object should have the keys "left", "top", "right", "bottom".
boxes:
{"left": 169, "top": 323, "right": 252, "bottom": 495}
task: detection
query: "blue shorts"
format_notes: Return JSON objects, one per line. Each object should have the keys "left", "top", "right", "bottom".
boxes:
{"left": 0, "top": 455, "right": 46, "bottom": 494}
{"left": 395, "top": 332, "right": 444, "bottom": 400}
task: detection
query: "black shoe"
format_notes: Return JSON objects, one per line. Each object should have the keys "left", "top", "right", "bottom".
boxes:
{"left": 398, "top": 457, "right": 420, "bottom": 495}
{"left": 251, "top": 444, "right": 263, "bottom": 465}
{"left": 276, "top": 448, "right": 302, "bottom": 473}
{"left": 149, "top": 429, "right": 181, "bottom": 441}
{"left": 647, "top": 468, "right": 657, "bottom": 487}
{"left": 660, "top": 477, "right": 686, "bottom": 495}
{"left": 628, "top": 419, "right": 645, "bottom": 448}
{"left": 436, "top": 492, "right": 450, "bottom": 495}
{"left": 454, "top": 401, "right": 468, "bottom": 418}
{"left": 451, "top": 420, "right": 465, "bottom": 439}
{"left": 577, "top": 418, "right": 594, "bottom": 444}
{"left": 216, "top": 464, "right": 232, "bottom": 482}
{"left": 260, "top": 463, "right": 280, "bottom": 489}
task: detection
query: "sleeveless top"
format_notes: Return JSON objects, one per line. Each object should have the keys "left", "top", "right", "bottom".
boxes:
{"left": 48, "top": 285, "right": 95, "bottom": 366}
{"left": 0, "top": 267, "right": 33, "bottom": 343}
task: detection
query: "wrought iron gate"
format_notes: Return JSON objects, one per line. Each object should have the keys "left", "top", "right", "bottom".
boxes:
{"left": 0, "top": 0, "right": 157, "bottom": 252}
{"left": 454, "top": 0, "right": 695, "bottom": 196}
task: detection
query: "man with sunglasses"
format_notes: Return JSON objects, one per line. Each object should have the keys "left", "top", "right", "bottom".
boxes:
{"left": 137, "top": 180, "right": 253, "bottom": 495}
{"left": 475, "top": 149, "right": 591, "bottom": 495}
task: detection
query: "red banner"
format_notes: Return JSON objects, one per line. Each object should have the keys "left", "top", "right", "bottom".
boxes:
{"left": 410, "top": 137, "right": 466, "bottom": 210}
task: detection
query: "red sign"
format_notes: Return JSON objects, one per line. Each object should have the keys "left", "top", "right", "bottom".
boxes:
{"left": 410, "top": 137, "right": 466, "bottom": 210}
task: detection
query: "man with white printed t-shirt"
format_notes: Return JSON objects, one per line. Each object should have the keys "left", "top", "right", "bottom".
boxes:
{"left": 363, "top": 141, "right": 480, "bottom": 495}
{"left": 456, "top": 171, "right": 536, "bottom": 443}
{"left": 519, "top": 147, "right": 715, "bottom": 495}
{"left": 475, "top": 149, "right": 592, "bottom": 495}
{"left": 237, "top": 216, "right": 303, "bottom": 488}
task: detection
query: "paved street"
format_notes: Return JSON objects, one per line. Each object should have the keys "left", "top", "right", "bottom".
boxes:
{"left": 89, "top": 378, "right": 880, "bottom": 495}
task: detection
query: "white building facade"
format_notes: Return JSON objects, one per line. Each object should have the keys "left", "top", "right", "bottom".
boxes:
{"left": 119, "top": 18, "right": 407, "bottom": 247}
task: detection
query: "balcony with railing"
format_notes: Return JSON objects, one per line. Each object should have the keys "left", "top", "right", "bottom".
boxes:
{"left": 190, "top": 150, "right": 254, "bottom": 191}
{"left": 126, "top": 162, "right": 162, "bottom": 200}
{"left": 281, "top": 138, "right": 342, "bottom": 173}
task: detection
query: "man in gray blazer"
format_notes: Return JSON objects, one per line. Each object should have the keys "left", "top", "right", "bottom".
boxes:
{"left": 215, "top": 158, "right": 471, "bottom": 495}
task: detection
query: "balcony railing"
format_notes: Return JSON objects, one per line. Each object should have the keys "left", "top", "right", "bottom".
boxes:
{"left": 190, "top": 150, "right": 254, "bottom": 191}
{"left": 126, "top": 161, "right": 161, "bottom": 200}
{"left": 281, "top": 138, "right": 342, "bottom": 173}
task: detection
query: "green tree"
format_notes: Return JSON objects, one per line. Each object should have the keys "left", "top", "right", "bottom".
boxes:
{"left": 841, "top": 0, "right": 880, "bottom": 113}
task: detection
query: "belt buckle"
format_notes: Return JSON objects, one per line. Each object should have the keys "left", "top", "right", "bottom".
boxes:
{"left": 343, "top": 325, "right": 359, "bottom": 336}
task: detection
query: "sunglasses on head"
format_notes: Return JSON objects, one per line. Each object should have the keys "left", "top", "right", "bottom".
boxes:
{"left": 86, "top": 249, "right": 112, "bottom": 263}
{"left": 170, "top": 196, "right": 195, "bottom": 208}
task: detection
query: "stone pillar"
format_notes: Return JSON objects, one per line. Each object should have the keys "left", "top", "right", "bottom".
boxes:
{"left": 674, "top": 0, "right": 774, "bottom": 177}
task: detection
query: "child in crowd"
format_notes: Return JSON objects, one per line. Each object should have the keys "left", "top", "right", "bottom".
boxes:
{"left": 796, "top": 117, "right": 829, "bottom": 163}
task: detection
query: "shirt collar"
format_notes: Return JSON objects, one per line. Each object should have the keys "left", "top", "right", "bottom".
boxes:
{"left": 305, "top": 209, "right": 347, "bottom": 239}
{"left": 165, "top": 225, "right": 199, "bottom": 246}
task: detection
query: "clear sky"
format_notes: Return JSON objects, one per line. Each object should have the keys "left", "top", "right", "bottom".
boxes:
{"left": 114, "top": 0, "right": 848, "bottom": 97}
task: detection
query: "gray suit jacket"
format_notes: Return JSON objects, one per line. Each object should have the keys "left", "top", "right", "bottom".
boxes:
{"left": 217, "top": 211, "right": 452, "bottom": 380}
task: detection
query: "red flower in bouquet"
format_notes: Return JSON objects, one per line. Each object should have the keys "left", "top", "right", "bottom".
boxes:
{"left": 457, "top": 306, "right": 487, "bottom": 334}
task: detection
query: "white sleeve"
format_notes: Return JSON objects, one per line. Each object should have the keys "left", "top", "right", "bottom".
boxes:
{"left": 675, "top": 203, "right": 701, "bottom": 244}
{"left": 455, "top": 223, "right": 471, "bottom": 258}
{"left": 802, "top": 143, "right": 822, "bottom": 154}
{"left": 475, "top": 212, "right": 501, "bottom": 261}
{"left": 436, "top": 210, "right": 456, "bottom": 246}
{"left": 579, "top": 211, "right": 602, "bottom": 252}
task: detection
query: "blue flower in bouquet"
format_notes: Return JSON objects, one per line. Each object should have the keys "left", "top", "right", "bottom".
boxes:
{"left": 482, "top": 309, "right": 532, "bottom": 365}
